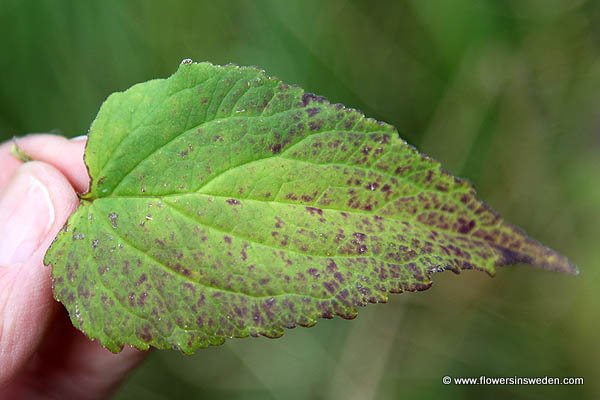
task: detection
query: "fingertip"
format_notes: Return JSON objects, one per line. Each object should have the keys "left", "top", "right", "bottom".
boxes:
{"left": 12, "top": 134, "right": 89, "bottom": 193}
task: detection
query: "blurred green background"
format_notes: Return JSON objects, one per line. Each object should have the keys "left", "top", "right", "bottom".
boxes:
{"left": 1, "top": 0, "right": 598, "bottom": 399}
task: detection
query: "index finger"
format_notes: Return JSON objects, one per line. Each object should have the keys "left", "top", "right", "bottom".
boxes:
{"left": 0, "top": 134, "right": 89, "bottom": 194}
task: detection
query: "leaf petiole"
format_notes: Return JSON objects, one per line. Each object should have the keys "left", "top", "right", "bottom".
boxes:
{"left": 10, "top": 137, "right": 33, "bottom": 163}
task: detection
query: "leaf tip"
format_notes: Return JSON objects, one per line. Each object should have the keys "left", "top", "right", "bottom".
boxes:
{"left": 495, "top": 238, "right": 579, "bottom": 276}
{"left": 535, "top": 251, "right": 579, "bottom": 276}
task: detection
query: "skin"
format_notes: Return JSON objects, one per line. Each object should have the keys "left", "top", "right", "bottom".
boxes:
{"left": 0, "top": 134, "right": 146, "bottom": 399}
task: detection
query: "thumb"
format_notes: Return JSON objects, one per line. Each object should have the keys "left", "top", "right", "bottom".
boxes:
{"left": 0, "top": 161, "right": 79, "bottom": 385}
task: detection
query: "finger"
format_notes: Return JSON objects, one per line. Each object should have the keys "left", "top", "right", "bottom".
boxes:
{"left": 0, "top": 161, "right": 80, "bottom": 386}
{"left": 56, "top": 336, "right": 147, "bottom": 400}
{"left": 3, "top": 310, "right": 147, "bottom": 400}
{"left": 0, "top": 134, "right": 89, "bottom": 194}
{"left": 60, "top": 332, "right": 147, "bottom": 398}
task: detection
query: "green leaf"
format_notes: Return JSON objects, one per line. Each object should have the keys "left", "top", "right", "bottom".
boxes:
{"left": 44, "top": 61, "right": 577, "bottom": 353}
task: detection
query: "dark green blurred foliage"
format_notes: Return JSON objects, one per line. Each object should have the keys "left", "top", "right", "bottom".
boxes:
{"left": 1, "top": 1, "right": 598, "bottom": 399}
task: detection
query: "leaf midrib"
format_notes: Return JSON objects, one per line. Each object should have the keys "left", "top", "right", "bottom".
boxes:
{"left": 92, "top": 189, "right": 493, "bottom": 265}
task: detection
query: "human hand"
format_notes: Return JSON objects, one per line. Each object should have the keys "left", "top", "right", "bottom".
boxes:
{"left": 0, "top": 134, "right": 146, "bottom": 399}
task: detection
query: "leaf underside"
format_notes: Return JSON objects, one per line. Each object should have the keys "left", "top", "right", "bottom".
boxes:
{"left": 44, "top": 62, "right": 576, "bottom": 353}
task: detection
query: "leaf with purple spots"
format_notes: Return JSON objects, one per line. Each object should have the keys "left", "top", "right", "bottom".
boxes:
{"left": 44, "top": 61, "right": 577, "bottom": 353}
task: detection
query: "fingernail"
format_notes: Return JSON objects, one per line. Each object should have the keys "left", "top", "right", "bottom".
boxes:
{"left": 0, "top": 167, "right": 55, "bottom": 266}
{"left": 70, "top": 135, "right": 87, "bottom": 141}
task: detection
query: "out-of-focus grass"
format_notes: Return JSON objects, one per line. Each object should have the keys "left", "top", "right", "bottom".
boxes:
{"left": 1, "top": 1, "right": 598, "bottom": 399}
